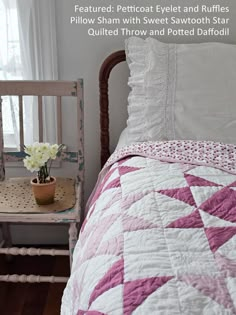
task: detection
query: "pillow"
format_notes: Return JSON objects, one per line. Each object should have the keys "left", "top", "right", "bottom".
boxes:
{"left": 125, "top": 37, "right": 236, "bottom": 144}
{"left": 116, "top": 128, "right": 129, "bottom": 150}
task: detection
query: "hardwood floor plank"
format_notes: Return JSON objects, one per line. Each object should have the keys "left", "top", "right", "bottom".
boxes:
{"left": 0, "top": 247, "right": 70, "bottom": 315}
{"left": 0, "top": 256, "right": 29, "bottom": 315}
{"left": 22, "top": 283, "right": 50, "bottom": 315}
{"left": 2, "top": 283, "right": 28, "bottom": 315}
{"left": 0, "top": 256, "right": 8, "bottom": 314}
{"left": 43, "top": 256, "right": 70, "bottom": 315}
{"left": 21, "top": 256, "right": 54, "bottom": 315}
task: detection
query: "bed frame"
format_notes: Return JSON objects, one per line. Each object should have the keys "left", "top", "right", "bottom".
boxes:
{"left": 99, "top": 50, "right": 126, "bottom": 167}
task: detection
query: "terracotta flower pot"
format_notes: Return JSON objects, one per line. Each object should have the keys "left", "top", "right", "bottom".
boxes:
{"left": 31, "top": 177, "right": 56, "bottom": 205}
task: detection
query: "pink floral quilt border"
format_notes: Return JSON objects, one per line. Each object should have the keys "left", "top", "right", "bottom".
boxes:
{"left": 105, "top": 140, "right": 236, "bottom": 175}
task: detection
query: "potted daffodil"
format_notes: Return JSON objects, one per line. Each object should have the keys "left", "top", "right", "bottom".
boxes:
{"left": 23, "top": 142, "right": 64, "bottom": 205}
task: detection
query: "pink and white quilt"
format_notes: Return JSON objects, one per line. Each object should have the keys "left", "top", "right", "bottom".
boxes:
{"left": 61, "top": 141, "right": 236, "bottom": 315}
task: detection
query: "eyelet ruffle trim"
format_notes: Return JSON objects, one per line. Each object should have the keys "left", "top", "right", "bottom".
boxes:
{"left": 125, "top": 37, "right": 176, "bottom": 143}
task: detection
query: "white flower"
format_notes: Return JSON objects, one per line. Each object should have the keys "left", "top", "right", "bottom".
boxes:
{"left": 24, "top": 145, "right": 33, "bottom": 155}
{"left": 34, "top": 152, "right": 48, "bottom": 166}
{"left": 49, "top": 144, "right": 59, "bottom": 159}
{"left": 23, "top": 156, "right": 40, "bottom": 172}
{"left": 38, "top": 142, "right": 50, "bottom": 153}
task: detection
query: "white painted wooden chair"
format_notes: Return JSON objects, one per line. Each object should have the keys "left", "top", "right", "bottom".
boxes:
{"left": 0, "top": 80, "right": 84, "bottom": 283}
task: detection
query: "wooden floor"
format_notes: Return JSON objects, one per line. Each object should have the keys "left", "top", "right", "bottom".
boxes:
{"left": 0, "top": 249, "right": 70, "bottom": 315}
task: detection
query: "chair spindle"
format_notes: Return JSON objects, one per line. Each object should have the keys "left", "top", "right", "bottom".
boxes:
{"left": 38, "top": 95, "right": 43, "bottom": 142}
{"left": 18, "top": 95, "right": 24, "bottom": 149}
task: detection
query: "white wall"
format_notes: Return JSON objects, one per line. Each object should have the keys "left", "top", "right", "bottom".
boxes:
{"left": 5, "top": 0, "right": 236, "bottom": 244}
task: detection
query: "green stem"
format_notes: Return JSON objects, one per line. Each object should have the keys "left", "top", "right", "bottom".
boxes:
{"left": 37, "top": 164, "right": 50, "bottom": 183}
{"left": 48, "top": 159, "right": 53, "bottom": 179}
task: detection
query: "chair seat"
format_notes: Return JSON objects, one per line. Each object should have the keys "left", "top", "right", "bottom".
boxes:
{"left": 0, "top": 177, "right": 80, "bottom": 223}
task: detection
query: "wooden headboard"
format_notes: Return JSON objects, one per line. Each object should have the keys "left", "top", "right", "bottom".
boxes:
{"left": 99, "top": 50, "right": 126, "bottom": 167}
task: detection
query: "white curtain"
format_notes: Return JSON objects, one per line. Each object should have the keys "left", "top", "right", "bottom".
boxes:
{"left": 0, "top": 0, "right": 58, "bottom": 148}
{"left": 0, "top": 0, "right": 21, "bottom": 148}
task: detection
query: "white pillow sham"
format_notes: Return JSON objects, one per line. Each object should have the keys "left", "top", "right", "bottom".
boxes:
{"left": 125, "top": 37, "right": 236, "bottom": 144}
{"left": 116, "top": 128, "right": 129, "bottom": 150}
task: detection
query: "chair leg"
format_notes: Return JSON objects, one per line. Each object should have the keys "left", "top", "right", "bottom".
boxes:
{"left": 68, "top": 223, "right": 78, "bottom": 270}
{"left": 2, "top": 223, "right": 12, "bottom": 247}
{"left": 2, "top": 223, "right": 12, "bottom": 261}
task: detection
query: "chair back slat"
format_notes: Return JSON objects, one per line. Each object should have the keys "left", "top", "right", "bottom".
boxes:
{"left": 18, "top": 95, "right": 24, "bottom": 149}
{"left": 0, "top": 81, "right": 77, "bottom": 96}
{"left": 76, "top": 81, "right": 84, "bottom": 184}
{"left": 0, "top": 97, "right": 5, "bottom": 181}
{"left": 56, "top": 96, "right": 62, "bottom": 145}
{"left": 38, "top": 96, "right": 43, "bottom": 142}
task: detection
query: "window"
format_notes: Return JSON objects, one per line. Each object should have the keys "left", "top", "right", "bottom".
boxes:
{"left": 0, "top": 0, "right": 23, "bottom": 149}
{"left": 0, "top": 0, "right": 58, "bottom": 151}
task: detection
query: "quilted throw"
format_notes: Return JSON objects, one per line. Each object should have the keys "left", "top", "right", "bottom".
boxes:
{"left": 61, "top": 141, "right": 236, "bottom": 315}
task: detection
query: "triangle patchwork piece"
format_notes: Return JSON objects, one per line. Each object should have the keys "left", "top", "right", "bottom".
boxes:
{"left": 124, "top": 277, "right": 173, "bottom": 315}
{"left": 117, "top": 156, "right": 133, "bottom": 166}
{"left": 205, "top": 227, "right": 236, "bottom": 253}
{"left": 77, "top": 310, "right": 105, "bottom": 315}
{"left": 125, "top": 192, "right": 162, "bottom": 226}
{"left": 215, "top": 252, "right": 236, "bottom": 277}
{"left": 102, "top": 167, "right": 119, "bottom": 186}
{"left": 180, "top": 275, "right": 234, "bottom": 310}
{"left": 229, "top": 181, "right": 236, "bottom": 187}
{"left": 91, "top": 169, "right": 119, "bottom": 203}
{"left": 158, "top": 187, "right": 196, "bottom": 207}
{"left": 89, "top": 258, "right": 124, "bottom": 307}
{"left": 122, "top": 191, "right": 152, "bottom": 211}
{"left": 103, "top": 177, "right": 121, "bottom": 192}
{"left": 79, "top": 214, "right": 121, "bottom": 264}
{"left": 118, "top": 166, "right": 141, "bottom": 177}
{"left": 200, "top": 187, "right": 236, "bottom": 223}
{"left": 167, "top": 210, "right": 204, "bottom": 229}
{"left": 186, "top": 166, "right": 236, "bottom": 186}
{"left": 190, "top": 186, "right": 222, "bottom": 208}
{"left": 185, "top": 174, "right": 222, "bottom": 187}
{"left": 199, "top": 210, "right": 236, "bottom": 228}
{"left": 97, "top": 234, "right": 123, "bottom": 257}
{"left": 123, "top": 214, "right": 159, "bottom": 232}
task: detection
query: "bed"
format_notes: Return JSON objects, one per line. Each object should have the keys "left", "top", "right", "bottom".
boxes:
{"left": 61, "top": 37, "right": 236, "bottom": 315}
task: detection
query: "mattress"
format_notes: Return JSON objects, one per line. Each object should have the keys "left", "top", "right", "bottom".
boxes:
{"left": 61, "top": 140, "right": 236, "bottom": 315}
